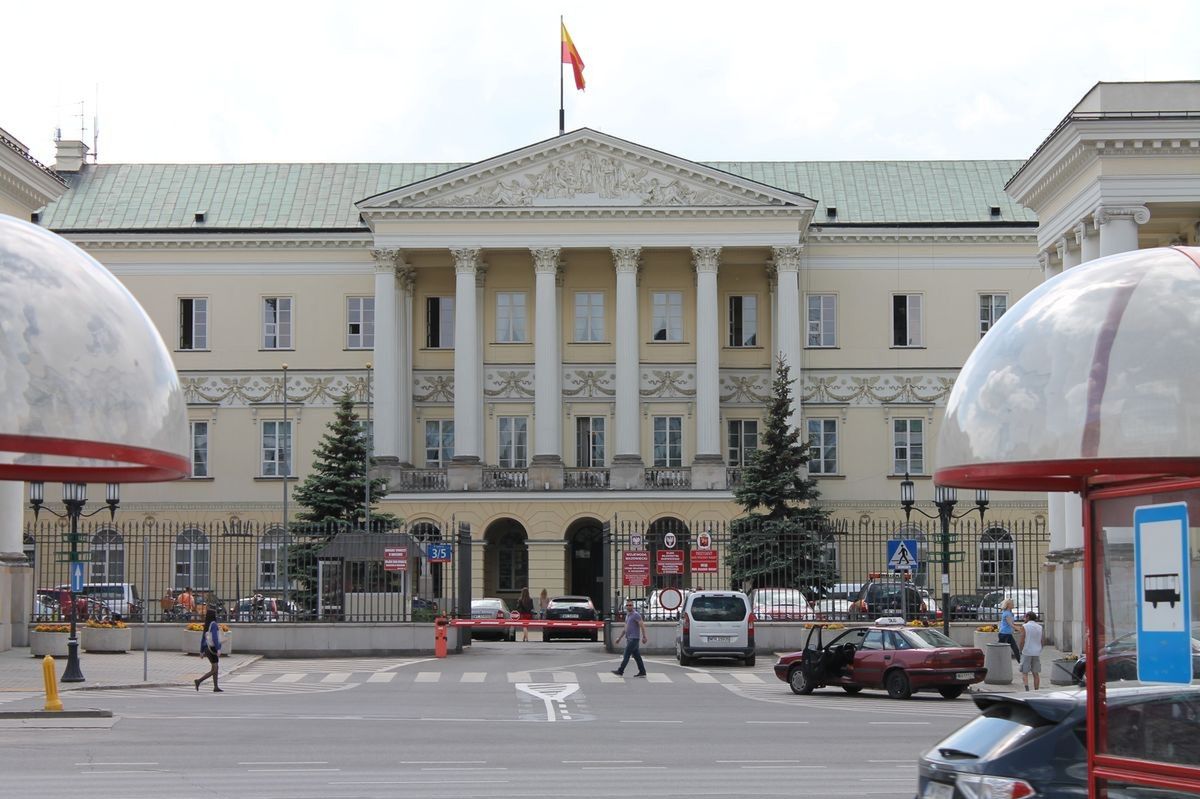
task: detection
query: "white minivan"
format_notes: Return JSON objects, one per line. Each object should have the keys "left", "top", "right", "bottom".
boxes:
{"left": 675, "top": 590, "right": 755, "bottom": 667}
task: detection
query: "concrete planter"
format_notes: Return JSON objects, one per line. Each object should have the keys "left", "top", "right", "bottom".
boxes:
{"left": 29, "top": 630, "right": 70, "bottom": 657}
{"left": 1050, "top": 658, "right": 1079, "bottom": 686}
{"left": 973, "top": 631, "right": 998, "bottom": 650}
{"left": 182, "top": 628, "right": 233, "bottom": 656}
{"left": 81, "top": 626, "right": 131, "bottom": 653}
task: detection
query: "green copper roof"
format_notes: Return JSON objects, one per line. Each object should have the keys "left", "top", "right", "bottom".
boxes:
{"left": 38, "top": 159, "right": 1035, "bottom": 231}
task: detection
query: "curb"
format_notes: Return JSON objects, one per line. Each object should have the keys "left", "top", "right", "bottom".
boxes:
{"left": 0, "top": 709, "right": 113, "bottom": 719}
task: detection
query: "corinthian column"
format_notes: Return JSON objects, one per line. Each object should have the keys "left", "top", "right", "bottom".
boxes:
{"left": 370, "top": 248, "right": 401, "bottom": 464}
{"left": 530, "top": 247, "right": 564, "bottom": 490}
{"left": 772, "top": 245, "right": 804, "bottom": 432}
{"left": 691, "top": 247, "right": 725, "bottom": 489}
{"left": 449, "top": 247, "right": 483, "bottom": 489}
{"left": 611, "top": 247, "right": 644, "bottom": 489}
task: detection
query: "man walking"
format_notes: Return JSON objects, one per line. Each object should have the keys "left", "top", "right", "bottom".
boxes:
{"left": 1019, "top": 611, "right": 1044, "bottom": 691}
{"left": 612, "top": 599, "right": 647, "bottom": 678}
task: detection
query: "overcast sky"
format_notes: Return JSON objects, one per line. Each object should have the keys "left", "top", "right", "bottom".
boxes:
{"left": 4, "top": 0, "right": 1198, "bottom": 167}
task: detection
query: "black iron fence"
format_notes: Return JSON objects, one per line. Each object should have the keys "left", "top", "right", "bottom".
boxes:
{"left": 25, "top": 519, "right": 459, "bottom": 624}
{"left": 606, "top": 517, "right": 1048, "bottom": 622}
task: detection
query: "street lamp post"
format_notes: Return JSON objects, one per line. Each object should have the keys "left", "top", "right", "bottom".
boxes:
{"left": 899, "top": 473, "right": 987, "bottom": 636}
{"left": 30, "top": 481, "right": 120, "bottom": 682}
{"left": 364, "top": 362, "right": 372, "bottom": 534}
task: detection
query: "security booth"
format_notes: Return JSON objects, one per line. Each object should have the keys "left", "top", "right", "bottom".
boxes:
{"left": 936, "top": 247, "right": 1200, "bottom": 797}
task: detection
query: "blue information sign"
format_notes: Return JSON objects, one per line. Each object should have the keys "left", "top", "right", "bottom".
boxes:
{"left": 69, "top": 561, "right": 85, "bottom": 592}
{"left": 427, "top": 542, "right": 453, "bottom": 563}
{"left": 886, "top": 539, "right": 919, "bottom": 572}
{"left": 1134, "top": 502, "right": 1193, "bottom": 684}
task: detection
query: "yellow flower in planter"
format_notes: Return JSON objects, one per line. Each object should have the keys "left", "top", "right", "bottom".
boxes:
{"left": 975, "top": 624, "right": 998, "bottom": 633}
{"left": 906, "top": 619, "right": 927, "bottom": 627}
{"left": 186, "top": 623, "right": 231, "bottom": 633}
{"left": 86, "top": 619, "right": 127, "bottom": 629}
{"left": 33, "top": 624, "right": 70, "bottom": 633}
{"left": 803, "top": 622, "right": 845, "bottom": 629}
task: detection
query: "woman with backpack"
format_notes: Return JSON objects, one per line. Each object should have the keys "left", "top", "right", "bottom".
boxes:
{"left": 194, "top": 608, "right": 224, "bottom": 693}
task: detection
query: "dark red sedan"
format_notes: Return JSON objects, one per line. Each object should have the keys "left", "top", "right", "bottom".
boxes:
{"left": 772, "top": 620, "right": 986, "bottom": 700}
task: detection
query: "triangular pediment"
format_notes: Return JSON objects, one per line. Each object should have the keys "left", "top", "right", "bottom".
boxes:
{"left": 358, "top": 129, "right": 814, "bottom": 212}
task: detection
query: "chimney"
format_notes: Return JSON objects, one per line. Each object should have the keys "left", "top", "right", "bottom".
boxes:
{"left": 54, "top": 139, "right": 89, "bottom": 173}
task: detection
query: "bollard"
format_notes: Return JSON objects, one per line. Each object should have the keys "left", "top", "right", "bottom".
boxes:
{"left": 434, "top": 616, "right": 448, "bottom": 658}
{"left": 43, "top": 656, "right": 63, "bottom": 712}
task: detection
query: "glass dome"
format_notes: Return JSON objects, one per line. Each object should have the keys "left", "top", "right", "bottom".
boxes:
{"left": 0, "top": 214, "right": 190, "bottom": 482}
{"left": 936, "top": 246, "right": 1200, "bottom": 491}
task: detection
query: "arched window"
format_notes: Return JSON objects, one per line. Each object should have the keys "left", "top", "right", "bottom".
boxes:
{"left": 175, "top": 528, "right": 211, "bottom": 590}
{"left": 410, "top": 522, "right": 443, "bottom": 596}
{"left": 258, "top": 527, "right": 290, "bottom": 589}
{"left": 89, "top": 528, "right": 125, "bottom": 584}
{"left": 979, "top": 527, "right": 1015, "bottom": 588}
{"left": 496, "top": 527, "right": 528, "bottom": 593}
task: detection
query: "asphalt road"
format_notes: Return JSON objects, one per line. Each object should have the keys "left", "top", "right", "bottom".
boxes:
{"left": 0, "top": 639, "right": 979, "bottom": 798}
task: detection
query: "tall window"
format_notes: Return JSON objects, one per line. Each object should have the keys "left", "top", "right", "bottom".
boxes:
{"left": 426, "top": 297, "right": 455, "bottom": 348}
{"left": 979, "top": 293, "right": 1008, "bottom": 338}
{"left": 728, "top": 295, "right": 758, "bottom": 347}
{"left": 807, "top": 294, "right": 836, "bottom": 347}
{"left": 497, "top": 417, "right": 528, "bottom": 468}
{"left": 652, "top": 416, "right": 683, "bottom": 467}
{"left": 575, "top": 416, "right": 606, "bottom": 467}
{"left": 175, "top": 529, "right": 211, "bottom": 590}
{"left": 190, "top": 421, "right": 209, "bottom": 478}
{"left": 979, "top": 527, "right": 1016, "bottom": 588}
{"left": 651, "top": 291, "right": 683, "bottom": 342}
{"left": 347, "top": 296, "right": 375, "bottom": 349}
{"left": 497, "top": 530, "right": 528, "bottom": 592}
{"left": 495, "top": 292, "right": 528, "bottom": 342}
{"left": 892, "top": 294, "right": 923, "bottom": 347}
{"left": 425, "top": 420, "right": 454, "bottom": 466}
{"left": 574, "top": 292, "right": 605, "bottom": 342}
{"left": 179, "top": 297, "right": 208, "bottom": 350}
{"left": 262, "top": 297, "right": 293, "bottom": 349}
{"left": 259, "top": 528, "right": 290, "bottom": 590}
{"left": 261, "top": 420, "right": 292, "bottom": 477}
{"left": 807, "top": 418, "right": 838, "bottom": 475}
{"left": 727, "top": 419, "right": 759, "bottom": 466}
{"left": 893, "top": 418, "right": 924, "bottom": 474}
{"left": 89, "top": 529, "right": 124, "bottom": 583}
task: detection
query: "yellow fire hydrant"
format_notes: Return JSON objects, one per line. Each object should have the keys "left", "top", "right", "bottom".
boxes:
{"left": 43, "top": 656, "right": 62, "bottom": 712}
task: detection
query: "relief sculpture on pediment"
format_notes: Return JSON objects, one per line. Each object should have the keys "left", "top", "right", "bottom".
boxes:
{"left": 433, "top": 150, "right": 740, "bottom": 207}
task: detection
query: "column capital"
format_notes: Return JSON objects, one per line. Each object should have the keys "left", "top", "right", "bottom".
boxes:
{"left": 531, "top": 247, "right": 562, "bottom": 275}
{"left": 771, "top": 245, "right": 804, "bottom": 273}
{"left": 690, "top": 246, "right": 721, "bottom": 274}
{"left": 1073, "top": 220, "right": 1091, "bottom": 244}
{"left": 397, "top": 265, "right": 416, "bottom": 293}
{"left": 611, "top": 247, "right": 642, "bottom": 273}
{"left": 1055, "top": 238, "right": 1069, "bottom": 263}
{"left": 451, "top": 247, "right": 484, "bottom": 274}
{"left": 370, "top": 248, "right": 404, "bottom": 273}
{"left": 1038, "top": 251, "right": 1053, "bottom": 275}
{"left": 1093, "top": 205, "right": 1151, "bottom": 227}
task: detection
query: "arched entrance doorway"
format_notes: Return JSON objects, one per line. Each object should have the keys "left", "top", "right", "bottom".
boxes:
{"left": 483, "top": 518, "right": 528, "bottom": 604}
{"left": 647, "top": 516, "right": 691, "bottom": 591}
{"left": 565, "top": 518, "right": 604, "bottom": 614}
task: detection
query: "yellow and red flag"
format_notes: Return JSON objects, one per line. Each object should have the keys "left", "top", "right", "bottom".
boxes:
{"left": 561, "top": 21, "right": 585, "bottom": 91}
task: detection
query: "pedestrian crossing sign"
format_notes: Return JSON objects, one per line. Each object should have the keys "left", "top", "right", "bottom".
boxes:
{"left": 887, "top": 539, "right": 919, "bottom": 572}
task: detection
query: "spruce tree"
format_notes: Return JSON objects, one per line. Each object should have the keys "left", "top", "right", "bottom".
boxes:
{"left": 727, "top": 358, "right": 835, "bottom": 593}
{"left": 287, "top": 393, "right": 398, "bottom": 613}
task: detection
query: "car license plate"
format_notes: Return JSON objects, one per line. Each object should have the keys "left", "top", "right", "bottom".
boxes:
{"left": 708, "top": 635, "right": 731, "bottom": 642}
{"left": 922, "top": 782, "right": 953, "bottom": 799}
{"left": 562, "top": 613, "right": 579, "bottom": 619}
{"left": 955, "top": 671, "right": 975, "bottom": 680}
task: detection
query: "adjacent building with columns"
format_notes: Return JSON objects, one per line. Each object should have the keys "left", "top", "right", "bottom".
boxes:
{"left": 17, "top": 81, "right": 1197, "bottom": 620}
{"left": 1005, "top": 80, "right": 1200, "bottom": 650}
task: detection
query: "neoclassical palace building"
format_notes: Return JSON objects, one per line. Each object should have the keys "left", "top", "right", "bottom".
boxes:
{"left": 5, "top": 81, "right": 1199, "bottom": 635}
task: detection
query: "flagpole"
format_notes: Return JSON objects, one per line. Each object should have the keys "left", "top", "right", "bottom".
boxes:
{"left": 559, "top": 15, "right": 565, "bottom": 135}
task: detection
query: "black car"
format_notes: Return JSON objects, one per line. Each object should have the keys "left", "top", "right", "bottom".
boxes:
{"left": 918, "top": 685, "right": 1200, "bottom": 799}
{"left": 543, "top": 595, "right": 599, "bottom": 642}
{"left": 1071, "top": 632, "right": 1200, "bottom": 685}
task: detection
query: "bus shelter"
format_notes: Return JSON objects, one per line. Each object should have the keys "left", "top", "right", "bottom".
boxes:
{"left": 936, "top": 246, "right": 1200, "bottom": 797}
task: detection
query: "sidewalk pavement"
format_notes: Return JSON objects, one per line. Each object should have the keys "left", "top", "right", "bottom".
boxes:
{"left": 0, "top": 646, "right": 261, "bottom": 693}
{"left": 968, "top": 642, "right": 1082, "bottom": 694}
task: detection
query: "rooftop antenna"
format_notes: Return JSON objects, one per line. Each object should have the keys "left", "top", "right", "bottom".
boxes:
{"left": 75, "top": 99, "right": 87, "bottom": 142}
{"left": 92, "top": 84, "right": 99, "bottom": 164}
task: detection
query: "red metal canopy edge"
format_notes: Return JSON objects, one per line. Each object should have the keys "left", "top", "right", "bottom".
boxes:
{"left": 0, "top": 434, "right": 190, "bottom": 483}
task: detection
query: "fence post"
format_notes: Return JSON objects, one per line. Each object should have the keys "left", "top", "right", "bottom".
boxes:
{"left": 456, "top": 522, "right": 471, "bottom": 651}
{"left": 601, "top": 520, "right": 612, "bottom": 649}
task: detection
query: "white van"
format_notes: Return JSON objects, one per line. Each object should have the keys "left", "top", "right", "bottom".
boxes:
{"left": 675, "top": 590, "right": 755, "bottom": 667}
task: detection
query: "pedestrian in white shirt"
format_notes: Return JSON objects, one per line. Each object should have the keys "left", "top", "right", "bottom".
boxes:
{"left": 1019, "top": 611, "right": 1044, "bottom": 691}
